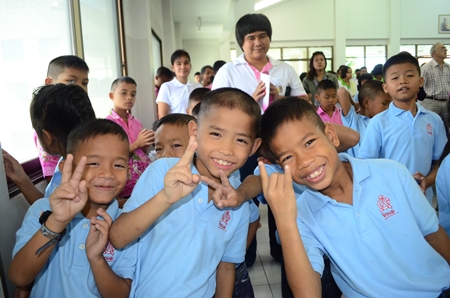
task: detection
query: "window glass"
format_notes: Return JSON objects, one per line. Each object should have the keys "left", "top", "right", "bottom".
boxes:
{"left": 417, "top": 45, "right": 432, "bottom": 57}
{"left": 310, "top": 47, "right": 333, "bottom": 59}
{"left": 267, "top": 48, "right": 281, "bottom": 60}
{"left": 0, "top": 0, "right": 73, "bottom": 163}
{"left": 400, "top": 45, "right": 416, "bottom": 56}
{"left": 282, "top": 48, "right": 307, "bottom": 60}
{"left": 80, "top": 0, "right": 121, "bottom": 119}
{"left": 365, "top": 46, "right": 386, "bottom": 73}
{"left": 283, "top": 60, "right": 308, "bottom": 77}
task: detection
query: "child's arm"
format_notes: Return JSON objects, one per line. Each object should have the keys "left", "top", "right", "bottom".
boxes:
{"left": 86, "top": 208, "right": 132, "bottom": 298}
{"left": 109, "top": 137, "right": 201, "bottom": 248}
{"left": 330, "top": 123, "right": 360, "bottom": 152}
{"left": 157, "top": 103, "right": 170, "bottom": 119}
{"left": 413, "top": 161, "right": 440, "bottom": 194}
{"left": 215, "top": 261, "right": 235, "bottom": 298}
{"left": 424, "top": 225, "right": 450, "bottom": 265}
{"left": 337, "top": 87, "right": 354, "bottom": 116}
{"left": 259, "top": 162, "right": 321, "bottom": 297}
{"left": 2, "top": 149, "right": 44, "bottom": 205}
{"left": 9, "top": 155, "right": 88, "bottom": 287}
{"left": 130, "top": 129, "right": 154, "bottom": 153}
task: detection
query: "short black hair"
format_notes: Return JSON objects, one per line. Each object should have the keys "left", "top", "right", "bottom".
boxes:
{"left": 157, "top": 66, "right": 173, "bottom": 79}
{"left": 316, "top": 79, "right": 336, "bottom": 95}
{"left": 358, "top": 80, "right": 385, "bottom": 106}
{"left": 66, "top": 119, "right": 130, "bottom": 158}
{"left": 194, "top": 71, "right": 201, "bottom": 76}
{"left": 189, "top": 88, "right": 210, "bottom": 102}
{"left": 357, "top": 73, "right": 373, "bottom": 87}
{"left": 200, "top": 65, "right": 213, "bottom": 75}
{"left": 171, "top": 49, "right": 191, "bottom": 65}
{"left": 340, "top": 66, "right": 350, "bottom": 79}
{"left": 197, "top": 88, "right": 261, "bottom": 137}
{"left": 371, "top": 64, "right": 383, "bottom": 77}
{"left": 213, "top": 60, "right": 226, "bottom": 73}
{"left": 191, "top": 102, "right": 201, "bottom": 117}
{"left": 30, "top": 84, "right": 96, "bottom": 156}
{"left": 47, "top": 55, "right": 89, "bottom": 79}
{"left": 261, "top": 97, "right": 325, "bottom": 148}
{"left": 110, "top": 76, "right": 137, "bottom": 92}
{"left": 235, "top": 14, "right": 272, "bottom": 50}
{"left": 152, "top": 113, "right": 196, "bottom": 132}
{"left": 382, "top": 52, "right": 420, "bottom": 80}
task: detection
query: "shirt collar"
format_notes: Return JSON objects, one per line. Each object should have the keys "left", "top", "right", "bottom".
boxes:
{"left": 172, "top": 77, "right": 193, "bottom": 86}
{"left": 388, "top": 101, "right": 426, "bottom": 116}
{"left": 109, "top": 109, "right": 134, "bottom": 121}
{"left": 234, "top": 54, "right": 281, "bottom": 66}
{"left": 305, "top": 153, "right": 371, "bottom": 213}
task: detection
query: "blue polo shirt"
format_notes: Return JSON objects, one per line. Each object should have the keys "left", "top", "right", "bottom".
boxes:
{"left": 437, "top": 154, "right": 450, "bottom": 236}
{"left": 253, "top": 163, "right": 307, "bottom": 204}
{"left": 43, "top": 157, "right": 63, "bottom": 198}
{"left": 296, "top": 154, "right": 450, "bottom": 297}
{"left": 13, "top": 199, "right": 137, "bottom": 298}
{"left": 358, "top": 102, "right": 447, "bottom": 203}
{"left": 340, "top": 105, "right": 370, "bottom": 157}
{"left": 123, "top": 158, "right": 249, "bottom": 297}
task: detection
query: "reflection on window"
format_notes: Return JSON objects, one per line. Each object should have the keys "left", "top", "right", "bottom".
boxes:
{"left": 80, "top": 0, "right": 121, "bottom": 119}
{"left": 0, "top": 0, "right": 73, "bottom": 163}
{"left": 345, "top": 46, "right": 386, "bottom": 73}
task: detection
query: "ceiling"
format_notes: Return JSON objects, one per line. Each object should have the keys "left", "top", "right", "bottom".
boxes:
{"left": 171, "top": 0, "right": 235, "bottom": 42}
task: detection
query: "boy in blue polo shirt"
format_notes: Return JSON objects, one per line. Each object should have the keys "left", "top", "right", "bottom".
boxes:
{"left": 9, "top": 119, "right": 137, "bottom": 298}
{"left": 258, "top": 97, "right": 450, "bottom": 297}
{"left": 358, "top": 52, "right": 447, "bottom": 204}
{"left": 338, "top": 80, "right": 391, "bottom": 157}
{"left": 110, "top": 88, "right": 262, "bottom": 297}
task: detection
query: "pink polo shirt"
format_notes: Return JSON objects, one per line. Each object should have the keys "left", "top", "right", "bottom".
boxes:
{"left": 317, "top": 106, "right": 343, "bottom": 125}
{"left": 33, "top": 131, "right": 60, "bottom": 177}
{"left": 106, "top": 109, "right": 151, "bottom": 197}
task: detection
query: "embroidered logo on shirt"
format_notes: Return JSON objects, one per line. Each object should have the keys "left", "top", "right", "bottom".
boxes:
{"left": 377, "top": 195, "right": 397, "bottom": 220}
{"left": 103, "top": 241, "right": 115, "bottom": 262}
{"left": 426, "top": 123, "right": 433, "bottom": 135}
{"left": 218, "top": 210, "right": 231, "bottom": 231}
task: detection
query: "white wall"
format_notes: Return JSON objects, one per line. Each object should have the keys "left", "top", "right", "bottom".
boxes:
{"left": 183, "top": 41, "right": 221, "bottom": 80}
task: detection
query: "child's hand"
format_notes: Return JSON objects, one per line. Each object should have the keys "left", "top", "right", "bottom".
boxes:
{"left": 50, "top": 154, "right": 88, "bottom": 226}
{"left": 413, "top": 171, "right": 428, "bottom": 194}
{"left": 136, "top": 129, "right": 154, "bottom": 148}
{"left": 252, "top": 81, "right": 266, "bottom": 103}
{"left": 201, "top": 170, "right": 244, "bottom": 208}
{"left": 269, "top": 83, "right": 280, "bottom": 102}
{"left": 86, "top": 208, "right": 112, "bottom": 262}
{"left": 163, "top": 136, "right": 201, "bottom": 204}
{"left": 257, "top": 156, "right": 273, "bottom": 165}
{"left": 2, "top": 149, "right": 27, "bottom": 183}
{"left": 259, "top": 161, "right": 297, "bottom": 221}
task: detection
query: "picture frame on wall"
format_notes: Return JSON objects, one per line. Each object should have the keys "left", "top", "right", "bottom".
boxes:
{"left": 439, "top": 15, "right": 450, "bottom": 33}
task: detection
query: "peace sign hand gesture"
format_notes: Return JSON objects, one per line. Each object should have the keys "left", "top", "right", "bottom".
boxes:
{"left": 201, "top": 170, "right": 244, "bottom": 208}
{"left": 49, "top": 154, "right": 88, "bottom": 226}
{"left": 163, "top": 136, "right": 201, "bottom": 204}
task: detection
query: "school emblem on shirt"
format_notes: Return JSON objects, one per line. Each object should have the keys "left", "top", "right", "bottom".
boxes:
{"left": 103, "top": 241, "right": 115, "bottom": 262}
{"left": 218, "top": 210, "right": 231, "bottom": 231}
{"left": 426, "top": 123, "right": 433, "bottom": 135}
{"left": 377, "top": 195, "right": 397, "bottom": 220}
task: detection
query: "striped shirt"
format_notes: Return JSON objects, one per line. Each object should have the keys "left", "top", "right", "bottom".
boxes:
{"left": 421, "top": 59, "right": 450, "bottom": 100}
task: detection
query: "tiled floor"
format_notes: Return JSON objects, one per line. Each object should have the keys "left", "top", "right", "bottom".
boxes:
{"left": 249, "top": 203, "right": 282, "bottom": 298}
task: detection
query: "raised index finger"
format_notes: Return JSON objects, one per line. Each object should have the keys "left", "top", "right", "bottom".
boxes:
{"left": 258, "top": 161, "right": 270, "bottom": 190}
{"left": 61, "top": 154, "right": 74, "bottom": 184}
{"left": 70, "top": 156, "right": 87, "bottom": 186}
{"left": 177, "top": 135, "right": 198, "bottom": 167}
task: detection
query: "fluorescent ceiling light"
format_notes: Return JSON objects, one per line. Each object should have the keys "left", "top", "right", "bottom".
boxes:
{"left": 254, "top": 0, "right": 282, "bottom": 11}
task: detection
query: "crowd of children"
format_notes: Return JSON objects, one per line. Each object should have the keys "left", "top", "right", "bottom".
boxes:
{"left": 2, "top": 10, "right": 450, "bottom": 298}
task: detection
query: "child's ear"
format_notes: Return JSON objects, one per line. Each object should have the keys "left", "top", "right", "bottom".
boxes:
{"left": 315, "top": 93, "right": 320, "bottom": 101}
{"left": 249, "top": 138, "right": 262, "bottom": 157}
{"left": 44, "top": 77, "right": 54, "bottom": 85}
{"left": 382, "top": 83, "right": 389, "bottom": 94}
{"left": 363, "top": 98, "right": 370, "bottom": 109}
{"left": 324, "top": 123, "right": 340, "bottom": 147}
{"left": 188, "top": 120, "right": 198, "bottom": 137}
{"left": 109, "top": 92, "right": 114, "bottom": 100}
{"left": 419, "top": 76, "right": 424, "bottom": 88}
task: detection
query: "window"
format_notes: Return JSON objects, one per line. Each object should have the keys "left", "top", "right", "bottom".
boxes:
{"left": 80, "top": 0, "right": 122, "bottom": 118}
{"left": 229, "top": 46, "right": 334, "bottom": 76}
{"left": 152, "top": 31, "right": 162, "bottom": 75}
{"left": 0, "top": 0, "right": 73, "bottom": 163}
{"left": 345, "top": 46, "right": 386, "bottom": 73}
{"left": 399, "top": 44, "right": 450, "bottom": 66}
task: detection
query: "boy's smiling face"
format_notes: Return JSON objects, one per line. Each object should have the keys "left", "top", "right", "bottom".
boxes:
{"left": 270, "top": 119, "right": 341, "bottom": 192}
{"left": 190, "top": 107, "right": 261, "bottom": 183}
{"left": 242, "top": 31, "right": 270, "bottom": 62}
{"left": 64, "top": 134, "right": 129, "bottom": 209}
{"left": 382, "top": 62, "right": 423, "bottom": 103}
